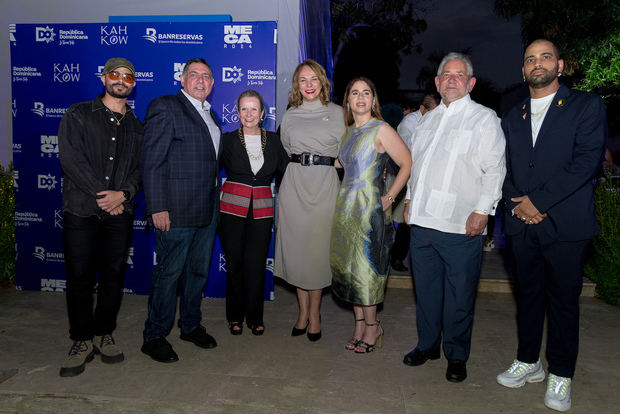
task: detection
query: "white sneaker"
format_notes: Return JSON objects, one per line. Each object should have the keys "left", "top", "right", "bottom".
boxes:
{"left": 496, "top": 359, "right": 545, "bottom": 388}
{"left": 544, "top": 373, "right": 571, "bottom": 412}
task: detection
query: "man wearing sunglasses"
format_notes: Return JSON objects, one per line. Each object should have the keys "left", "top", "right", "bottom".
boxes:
{"left": 58, "top": 57, "right": 142, "bottom": 377}
{"left": 140, "top": 58, "right": 221, "bottom": 362}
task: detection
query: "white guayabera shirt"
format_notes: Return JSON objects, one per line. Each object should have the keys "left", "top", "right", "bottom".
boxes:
{"left": 405, "top": 94, "right": 506, "bottom": 235}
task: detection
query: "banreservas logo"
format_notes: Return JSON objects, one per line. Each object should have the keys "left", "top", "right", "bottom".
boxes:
{"left": 31, "top": 101, "right": 67, "bottom": 118}
{"left": 143, "top": 27, "right": 204, "bottom": 45}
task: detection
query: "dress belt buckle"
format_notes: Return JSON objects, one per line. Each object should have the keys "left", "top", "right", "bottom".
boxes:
{"left": 300, "top": 152, "right": 314, "bottom": 166}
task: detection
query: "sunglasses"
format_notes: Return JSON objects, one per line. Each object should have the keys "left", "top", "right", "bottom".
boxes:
{"left": 107, "top": 71, "right": 135, "bottom": 83}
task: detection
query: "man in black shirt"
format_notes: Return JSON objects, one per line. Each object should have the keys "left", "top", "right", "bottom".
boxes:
{"left": 57, "top": 57, "right": 142, "bottom": 377}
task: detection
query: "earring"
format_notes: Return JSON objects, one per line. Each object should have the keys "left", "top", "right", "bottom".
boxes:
{"left": 558, "top": 72, "right": 562, "bottom": 77}
{"left": 522, "top": 74, "right": 526, "bottom": 82}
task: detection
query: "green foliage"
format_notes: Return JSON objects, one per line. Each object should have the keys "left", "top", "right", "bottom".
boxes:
{"left": 577, "top": 30, "right": 620, "bottom": 96}
{"left": 585, "top": 173, "right": 620, "bottom": 305}
{"left": 495, "top": 0, "right": 620, "bottom": 132}
{"left": 0, "top": 162, "right": 16, "bottom": 287}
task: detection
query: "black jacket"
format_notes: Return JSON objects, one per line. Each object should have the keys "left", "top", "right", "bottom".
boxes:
{"left": 58, "top": 94, "right": 143, "bottom": 217}
{"left": 220, "top": 129, "right": 289, "bottom": 187}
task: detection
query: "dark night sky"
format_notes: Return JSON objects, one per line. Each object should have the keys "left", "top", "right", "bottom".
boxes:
{"left": 398, "top": 0, "right": 524, "bottom": 91}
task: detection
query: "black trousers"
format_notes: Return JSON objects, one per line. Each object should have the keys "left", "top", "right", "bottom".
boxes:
{"left": 510, "top": 226, "right": 589, "bottom": 379}
{"left": 63, "top": 212, "right": 133, "bottom": 341}
{"left": 391, "top": 222, "right": 411, "bottom": 262}
{"left": 219, "top": 208, "right": 273, "bottom": 327}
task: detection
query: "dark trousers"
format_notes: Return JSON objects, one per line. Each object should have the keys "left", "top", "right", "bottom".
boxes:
{"left": 410, "top": 225, "right": 484, "bottom": 361}
{"left": 143, "top": 209, "right": 218, "bottom": 342}
{"left": 219, "top": 208, "right": 272, "bottom": 327}
{"left": 391, "top": 222, "right": 411, "bottom": 262}
{"left": 510, "top": 226, "right": 589, "bottom": 378}
{"left": 63, "top": 212, "right": 133, "bottom": 341}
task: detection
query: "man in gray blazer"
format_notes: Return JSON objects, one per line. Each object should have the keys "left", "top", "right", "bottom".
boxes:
{"left": 140, "top": 58, "right": 222, "bottom": 362}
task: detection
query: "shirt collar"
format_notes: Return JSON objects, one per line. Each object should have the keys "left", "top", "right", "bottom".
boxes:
{"left": 91, "top": 93, "right": 137, "bottom": 118}
{"left": 182, "top": 89, "right": 211, "bottom": 111}
{"left": 439, "top": 93, "right": 472, "bottom": 114}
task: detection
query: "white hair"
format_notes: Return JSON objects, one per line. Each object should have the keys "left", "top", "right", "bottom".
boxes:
{"left": 437, "top": 52, "right": 474, "bottom": 78}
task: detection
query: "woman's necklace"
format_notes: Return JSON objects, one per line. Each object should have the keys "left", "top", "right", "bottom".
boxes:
{"left": 238, "top": 128, "right": 267, "bottom": 161}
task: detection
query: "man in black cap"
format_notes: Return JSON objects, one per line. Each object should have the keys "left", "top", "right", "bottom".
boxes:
{"left": 58, "top": 57, "right": 142, "bottom": 377}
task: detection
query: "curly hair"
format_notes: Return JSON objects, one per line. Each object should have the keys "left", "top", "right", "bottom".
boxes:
{"left": 342, "top": 77, "right": 384, "bottom": 126}
{"left": 288, "top": 59, "right": 331, "bottom": 107}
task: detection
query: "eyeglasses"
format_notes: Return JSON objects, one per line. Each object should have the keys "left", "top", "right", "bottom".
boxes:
{"left": 107, "top": 71, "right": 135, "bottom": 83}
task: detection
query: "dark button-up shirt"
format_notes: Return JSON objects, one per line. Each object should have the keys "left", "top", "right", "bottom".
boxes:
{"left": 58, "top": 94, "right": 143, "bottom": 217}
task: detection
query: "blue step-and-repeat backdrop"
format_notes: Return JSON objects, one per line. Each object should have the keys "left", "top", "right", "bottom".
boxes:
{"left": 10, "top": 21, "right": 278, "bottom": 298}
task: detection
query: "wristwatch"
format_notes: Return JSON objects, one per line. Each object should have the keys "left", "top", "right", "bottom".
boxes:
{"left": 122, "top": 190, "right": 130, "bottom": 200}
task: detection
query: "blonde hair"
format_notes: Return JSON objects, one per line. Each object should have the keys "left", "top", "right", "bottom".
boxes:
{"left": 289, "top": 59, "right": 331, "bottom": 107}
{"left": 342, "top": 77, "right": 384, "bottom": 126}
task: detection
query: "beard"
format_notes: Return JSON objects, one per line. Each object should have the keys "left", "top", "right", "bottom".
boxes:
{"left": 106, "top": 82, "right": 132, "bottom": 99}
{"left": 525, "top": 64, "right": 559, "bottom": 88}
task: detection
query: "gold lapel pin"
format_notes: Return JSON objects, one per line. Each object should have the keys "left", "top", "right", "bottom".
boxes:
{"left": 522, "top": 113, "right": 527, "bottom": 120}
{"left": 556, "top": 99, "right": 564, "bottom": 107}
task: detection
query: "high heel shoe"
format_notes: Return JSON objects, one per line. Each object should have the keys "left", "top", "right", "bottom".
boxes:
{"left": 354, "top": 320, "right": 383, "bottom": 353}
{"left": 228, "top": 322, "right": 243, "bottom": 336}
{"left": 249, "top": 324, "right": 265, "bottom": 336}
{"left": 345, "top": 318, "right": 365, "bottom": 350}
{"left": 307, "top": 330, "right": 321, "bottom": 342}
{"left": 307, "top": 316, "right": 321, "bottom": 342}
{"left": 291, "top": 321, "right": 308, "bottom": 336}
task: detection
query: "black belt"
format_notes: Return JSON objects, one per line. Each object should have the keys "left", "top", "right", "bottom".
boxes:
{"left": 290, "top": 152, "right": 336, "bottom": 166}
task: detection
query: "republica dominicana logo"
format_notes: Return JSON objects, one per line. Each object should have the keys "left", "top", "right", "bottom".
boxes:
{"left": 222, "top": 66, "right": 243, "bottom": 84}
{"left": 35, "top": 26, "right": 55, "bottom": 43}
{"left": 37, "top": 174, "right": 57, "bottom": 191}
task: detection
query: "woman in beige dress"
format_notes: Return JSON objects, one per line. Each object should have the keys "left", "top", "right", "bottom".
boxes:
{"left": 274, "top": 59, "right": 345, "bottom": 341}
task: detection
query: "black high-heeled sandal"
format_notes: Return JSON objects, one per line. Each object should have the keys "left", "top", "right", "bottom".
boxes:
{"left": 249, "top": 324, "right": 265, "bottom": 336}
{"left": 345, "top": 318, "right": 365, "bottom": 350}
{"left": 228, "top": 322, "right": 243, "bottom": 336}
{"left": 354, "top": 320, "right": 383, "bottom": 353}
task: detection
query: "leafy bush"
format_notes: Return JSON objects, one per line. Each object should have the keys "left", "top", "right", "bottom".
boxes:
{"left": 0, "top": 162, "right": 16, "bottom": 287}
{"left": 585, "top": 173, "right": 620, "bottom": 305}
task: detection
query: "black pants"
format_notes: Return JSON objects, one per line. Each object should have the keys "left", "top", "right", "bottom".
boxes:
{"left": 63, "top": 212, "right": 133, "bottom": 341}
{"left": 219, "top": 208, "right": 273, "bottom": 328}
{"left": 510, "top": 226, "right": 589, "bottom": 378}
{"left": 391, "top": 222, "right": 410, "bottom": 262}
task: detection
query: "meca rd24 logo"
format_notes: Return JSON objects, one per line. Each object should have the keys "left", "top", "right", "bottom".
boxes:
{"left": 224, "top": 25, "right": 252, "bottom": 46}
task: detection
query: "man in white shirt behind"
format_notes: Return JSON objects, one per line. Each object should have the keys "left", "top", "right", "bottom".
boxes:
{"left": 397, "top": 93, "right": 440, "bottom": 148}
{"left": 401, "top": 52, "right": 506, "bottom": 383}
{"left": 390, "top": 92, "right": 440, "bottom": 272}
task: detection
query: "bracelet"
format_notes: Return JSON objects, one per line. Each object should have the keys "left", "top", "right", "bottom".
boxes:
{"left": 386, "top": 194, "right": 395, "bottom": 203}
{"left": 473, "top": 209, "right": 488, "bottom": 216}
